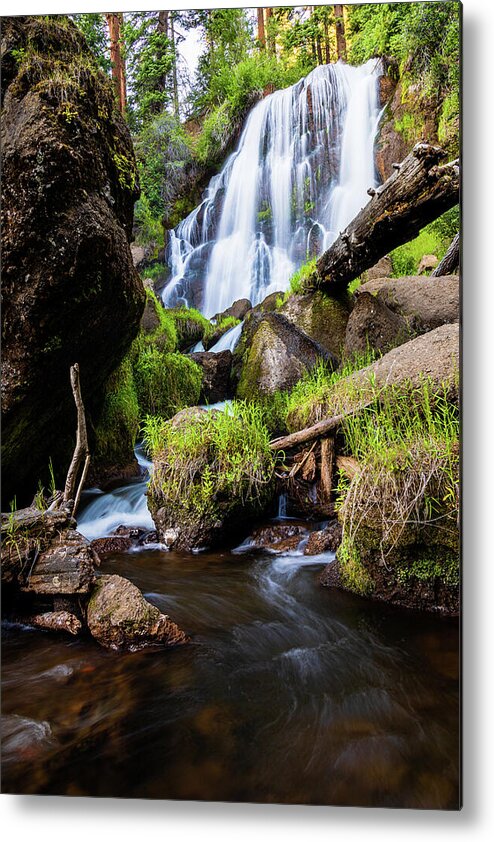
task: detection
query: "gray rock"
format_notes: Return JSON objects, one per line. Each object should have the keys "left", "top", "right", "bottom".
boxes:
{"left": 86, "top": 574, "right": 188, "bottom": 650}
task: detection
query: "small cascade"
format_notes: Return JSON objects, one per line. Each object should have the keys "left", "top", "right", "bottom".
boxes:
{"left": 163, "top": 59, "right": 382, "bottom": 317}
{"left": 277, "top": 493, "right": 288, "bottom": 519}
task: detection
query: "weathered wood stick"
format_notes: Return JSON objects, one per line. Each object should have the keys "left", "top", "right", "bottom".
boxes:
{"left": 63, "top": 364, "right": 89, "bottom": 506}
{"left": 307, "top": 143, "right": 459, "bottom": 292}
{"left": 270, "top": 413, "right": 347, "bottom": 451}
{"left": 432, "top": 232, "right": 460, "bottom": 276}
{"left": 72, "top": 454, "right": 91, "bottom": 518}
{"left": 320, "top": 436, "right": 335, "bottom": 501}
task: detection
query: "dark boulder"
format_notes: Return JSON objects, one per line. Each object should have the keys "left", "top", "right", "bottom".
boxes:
{"left": 189, "top": 350, "right": 233, "bottom": 403}
{"left": 358, "top": 275, "right": 459, "bottom": 335}
{"left": 1, "top": 17, "right": 145, "bottom": 506}
{"left": 344, "top": 291, "right": 412, "bottom": 357}
{"left": 213, "top": 298, "right": 252, "bottom": 323}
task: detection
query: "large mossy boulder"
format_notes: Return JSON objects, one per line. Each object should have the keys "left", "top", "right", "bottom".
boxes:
{"left": 321, "top": 448, "right": 459, "bottom": 616}
{"left": 1, "top": 17, "right": 145, "bottom": 506}
{"left": 147, "top": 405, "right": 276, "bottom": 551}
{"left": 277, "top": 291, "right": 351, "bottom": 358}
{"left": 86, "top": 574, "right": 188, "bottom": 651}
{"left": 234, "top": 312, "right": 339, "bottom": 401}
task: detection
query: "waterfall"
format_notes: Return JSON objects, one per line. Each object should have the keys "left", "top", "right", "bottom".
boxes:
{"left": 162, "top": 59, "right": 382, "bottom": 318}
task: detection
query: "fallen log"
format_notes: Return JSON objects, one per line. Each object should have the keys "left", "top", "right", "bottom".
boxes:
{"left": 270, "top": 412, "right": 347, "bottom": 451}
{"left": 307, "top": 143, "right": 459, "bottom": 292}
{"left": 432, "top": 232, "right": 460, "bottom": 276}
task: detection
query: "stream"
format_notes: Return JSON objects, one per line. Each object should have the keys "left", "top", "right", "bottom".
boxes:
{"left": 2, "top": 449, "right": 459, "bottom": 807}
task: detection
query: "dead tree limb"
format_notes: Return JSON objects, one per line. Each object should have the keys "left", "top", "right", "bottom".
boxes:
{"left": 63, "top": 364, "right": 89, "bottom": 507}
{"left": 320, "top": 436, "right": 335, "bottom": 501}
{"left": 432, "top": 232, "right": 460, "bottom": 276}
{"left": 270, "top": 413, "right": 347, "bottom": 452}
{"left": 308, "top": 143, "right": 459, "bottom": 292}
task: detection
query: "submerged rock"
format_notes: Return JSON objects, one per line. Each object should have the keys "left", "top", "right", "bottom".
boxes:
{"left": 86, "top": 574, "right": 188, "bottom": 651}
{"left": 248, "top": 523, "right": 307, "bottom": 552}
{"left": 1, "top": 17, "right": 144, "bottom": 506}
{"left": 235, "top": 312, "right": 338, "bottom": 400}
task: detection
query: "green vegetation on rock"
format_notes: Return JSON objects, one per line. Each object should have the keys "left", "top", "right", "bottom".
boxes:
{"left": 133, "top": 347, "right": 202, "bottom": 419}
{"left": 93, "top": 356, "right": 140, "bottom": 469}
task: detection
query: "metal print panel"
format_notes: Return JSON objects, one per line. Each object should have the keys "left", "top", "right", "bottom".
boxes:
{"left": 1, "top": 2, "right": 461, "bottom": 808}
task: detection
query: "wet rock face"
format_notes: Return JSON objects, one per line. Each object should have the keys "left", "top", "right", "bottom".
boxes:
{"left": 1, "top": 17, "right": 145, "bottom": 506}
{"left": 189, "top": 350, "right": 233, "bottom": 404}
{"left": 235, "top": 312, "right": 339, "bottom": 400}
{"left": 86, "top": 574, "right": 189, "bottom": 651}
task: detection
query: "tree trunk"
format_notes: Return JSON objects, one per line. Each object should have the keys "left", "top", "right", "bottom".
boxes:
{"left": 432, "top": 232, "right": 460, "bottom": 276}
{"left": 323, "top": 18, "right": 331, "bottom": 63}
{"left": 316, "top": 34, "right": 324, "bottom": 65}
{"left": 309, "top": 144, "right": 460, "bottom": 293}
{"left": 156, "top": 10, "right": 170, "bottom": 108}
{"left": 157, "top": 9, "right": 169, "bottom": 37}
{"left": 334, "top": 4, "right": 347, "bottom": 61}
{"left": 265, "top": 8, "right": 276, "bottom": 55}
{"left": 105, "top": 12, "right": 126, "bottom": 114}
{"left": 257, "top": 8, "right": 266, "bottom": 49}
{"left": 171, "top": 12, "right": 179, "bottom": 118}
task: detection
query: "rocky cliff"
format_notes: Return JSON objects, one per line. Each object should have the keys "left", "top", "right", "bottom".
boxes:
{"left": 1, "top": 17, "right": 145, "bottom": 506}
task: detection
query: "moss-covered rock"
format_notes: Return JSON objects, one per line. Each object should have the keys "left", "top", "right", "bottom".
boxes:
{"left": 344, "top": 291, "right": 412, "bottom": 358}
{"left": 235, "top": 312, "right": 339, "bottom": 402}
{"left": 133, "top": 347, "right": 202, "bottom": 419}
{"left": 1, "top": 16, "right": 145, "bottom": 506}
{"left": 146, "top": 404, "right": 276, "bottom": 552}
{"left": 277, "top": 291, "right": 351, "bottom": 358}
{"left": 90, "top": 356, "right": 140, "bottom": 487}
{"left": 140, "top": 289, "right": 177, "bottom": 352}
{"left": 170, "top": 306, "right": 211, "bottom": 351}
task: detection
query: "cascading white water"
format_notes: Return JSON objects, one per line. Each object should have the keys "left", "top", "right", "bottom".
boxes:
{"left": 163, "top": 59, "right": 382, "bottom": 319}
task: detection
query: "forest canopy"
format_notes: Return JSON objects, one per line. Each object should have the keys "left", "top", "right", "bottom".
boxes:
{"left": 71, "top": 4, "right": 460, "bottom": 248}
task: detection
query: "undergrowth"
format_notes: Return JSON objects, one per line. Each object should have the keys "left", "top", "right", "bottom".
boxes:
{"left": 133, "top": 348, "right": 202, "bottom": 418}
{"left": 143, "top": 401, "right": 275, "bottom": 521}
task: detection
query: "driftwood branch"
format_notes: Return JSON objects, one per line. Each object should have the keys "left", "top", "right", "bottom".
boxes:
{"left": 270, "top": 412, "right": 347, "bottom": 452}
{"left": 308, "top": 143, "right": 460, "bottom": 292}
{"left": 432, "top": 232, "right": 460, "bottom": 276}
{"left": 63, "top": 364, "right": 89, "bottom": 507}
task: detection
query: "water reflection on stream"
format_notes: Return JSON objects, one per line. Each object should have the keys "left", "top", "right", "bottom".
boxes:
{"left": 2, "top": 536, "right": 459, "bottom": 807}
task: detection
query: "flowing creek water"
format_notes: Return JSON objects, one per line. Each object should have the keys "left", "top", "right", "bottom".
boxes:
{"left": 2, "top": 450, "right": 459, "bottom": 806}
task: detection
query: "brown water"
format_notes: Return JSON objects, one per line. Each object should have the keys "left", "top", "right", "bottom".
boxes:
{"left": 1, "top": 541, "right": 460, "bottom": 807}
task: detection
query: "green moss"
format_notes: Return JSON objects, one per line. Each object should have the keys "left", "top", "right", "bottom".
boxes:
{"left": 133, "top": 347, "right": 202, "bottom": 419}
{"left": 93, "top": 356, "right": 140, "bottom": 467}
{"left": 337, "top": 538, "right": 374, "bottom": 596}
{"left": 140, "top": 289, "right": 177, "bottom": 352}
{"left": 172, "top": 306, "right": 211, "bottom": 350}
{"left": 396, "top": 550, "right": 459, "bottom": 587}
{"left": 438, "top": 90, "right": 460, "bottom": 156}
{"left": 394, "top": 110, "right": 425, "bottom": 145}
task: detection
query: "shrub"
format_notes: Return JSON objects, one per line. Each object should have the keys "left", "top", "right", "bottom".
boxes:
{"left": 133, "top": 348, "right": 202, "bottom": 419}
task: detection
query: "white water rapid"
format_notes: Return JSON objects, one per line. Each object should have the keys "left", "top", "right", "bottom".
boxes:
{"left": 162, "top": 59, "right": 382, "bottom": 318}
